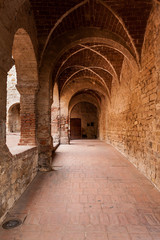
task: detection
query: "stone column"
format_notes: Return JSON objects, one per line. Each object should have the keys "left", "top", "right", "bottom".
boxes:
{"left": 51, "top": 105, "right": 60, "bottom": 146}
{"left": 60, "top": 114, "right": 69, "bottom": 144}
{"left": 16, "top": 84, "right": 38, "bottom": 146}
{"left": 0, "top": 65, "right": 12, "bottom": 168}
{"left": 0, "top": 68, "right": 7, "bottom": 146}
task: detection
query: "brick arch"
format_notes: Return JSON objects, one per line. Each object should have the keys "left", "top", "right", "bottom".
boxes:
{"left": 11, "top": 28, "right": 39, "bottom": 145}
{"left": 0, "top": 0, "right": 39, "bottom": 222}
{"left": 41, "top": 0, "right": 139, "bottom": 63}
{"left": 55, "top": 46, "right": 117, "bottom": 81}
{"left": 60, "top": 77, "right": 107, "bottom": 143}
{"left": 54, "top": 45, "right": 118, "bottom": 92}
{"left": 7, "top": 103, "right": 20, "bottom": 133}
{"left": 42, "top": 29, "right": 138, "bottom": 71}
{"left": 60, "top": 77, "right": 107, "bottom": 111}
{"left": 69, "top": 91, "right": 101, "bottom": 140}
{"left": 69, "top": 91, "right": 101, "bottom": 116}
{"left": 60, "top": 66, "right": 111, "bottom": 99}
{"left": 12, "top": 28, "right": 38, "bottom": 86}
{"left": 37, "top": 28, "right": 139, "bottom": 167}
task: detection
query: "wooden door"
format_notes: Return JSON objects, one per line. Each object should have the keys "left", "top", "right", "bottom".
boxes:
{"left": 70, "top": 118, "right": 81, "bottom": 139}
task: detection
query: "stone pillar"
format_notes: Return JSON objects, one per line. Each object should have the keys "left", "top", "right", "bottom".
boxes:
{"left": 60, "top": 114, "right": 69, "bottom": 144}
{"left": 0, "top": 65, "right": 12, "bottom": 221}
{"left": 0, "top": 68, "right": 7, "bottom": 146}
{"left": 0, "top": 66, "right": 13, "bottom": 160}
{"left": 51, "top": 105, "right": 60, "bottom": 146}
{"left": 17, "top": 84, "right": 38, "bottom": 146}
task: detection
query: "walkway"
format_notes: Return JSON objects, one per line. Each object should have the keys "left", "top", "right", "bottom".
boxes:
{"left": 0, "top": 140, "right": 160, "bottom": 240}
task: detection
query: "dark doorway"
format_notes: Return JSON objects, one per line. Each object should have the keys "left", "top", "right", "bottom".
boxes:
{"left": 70, "top": 118, "right": 81, "bottom": 139}
{"left": 70, "top": 102, "right": 98, "bottom": 139}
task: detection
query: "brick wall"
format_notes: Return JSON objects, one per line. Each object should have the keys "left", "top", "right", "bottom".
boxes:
{"left": 105, "top": 4, "right": 160, "bottom": 190}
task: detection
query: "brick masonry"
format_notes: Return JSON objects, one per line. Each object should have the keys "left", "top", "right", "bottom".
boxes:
{"left": 0, "top": 0, "right": 39, "bottom": 223}
{"left": 0, "top": 0, "right": 160, "bottom": 226}
{"left": 106, "top": 4, "right": 160, "bottom": 190}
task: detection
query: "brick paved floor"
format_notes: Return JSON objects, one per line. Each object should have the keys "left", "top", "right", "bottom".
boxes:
{"left": 0, "top": 140, "right": 160, "bottom": 240}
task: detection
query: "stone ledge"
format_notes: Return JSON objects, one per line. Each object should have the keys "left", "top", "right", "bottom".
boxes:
{"left": 9, "top": 145, "right": 37, "bottom": 156}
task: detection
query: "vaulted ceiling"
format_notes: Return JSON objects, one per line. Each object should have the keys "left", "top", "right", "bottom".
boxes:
{"left": 30, "top": 0, "right": 153, "bottom": 100}
{"left": 30, "top": 0, "right": 152, "bottom": 56}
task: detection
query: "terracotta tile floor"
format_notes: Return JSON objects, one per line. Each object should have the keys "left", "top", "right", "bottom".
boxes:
{"left": 1, "top": 140, "right": 160, "bottom": 240}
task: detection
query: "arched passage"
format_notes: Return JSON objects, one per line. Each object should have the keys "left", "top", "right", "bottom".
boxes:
{"left": 59, "top": 77, "right": 107, "bottom": 144}
{"left": 70, "top": 102, "right": 98, "bottom": 140}
{"left": 36, "top": 0, "right": 150, "bottom": 173}
{"left": 12, "top": 28, "right": 38, "bottom": 145}
{"left": 6, "top": 64, "right": 20, "bottom": 134}
{"left": 8, "top": 103, "right": 20, "bottom": 133}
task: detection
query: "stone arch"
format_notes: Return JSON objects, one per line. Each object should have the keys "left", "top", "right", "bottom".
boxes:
{"left": 8, "top": 103, "right": 20, "bottom": 133}
{"left": 69, "top": 91, "right": 101, "bottom": 140}
{"left": 0, "top": 0, "right": 39, "bottom": 222}
{"left": 42, "top": 29, "right": 139, "bottom": 71}
{"left": 6, "top": 64, "right": 20, "bottom": 133}
{"left": 0, "top": 0, "right": 38, "bottom": 147}
{"left": 59, "top": 77, "right": 106, "bottom": 143}
{"left": 12, "top": 28, "right": 38, "bottom": 86}
{"left": 60, "top": 77, "right": 106, "bottom": 114}
{"left": 69, "top": 93, "right": 101, "bottom": 116}
{"left": 37, "top": 13, "right": 139, "bottom": 168}
{"left": 12, "top": 28, "right": 39, "bottom": 145}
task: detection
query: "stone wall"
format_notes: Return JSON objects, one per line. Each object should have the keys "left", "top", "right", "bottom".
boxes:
{"left": 51, "top": 106, "right": 60, "bottom": 145}
{"left": 0, "top": 0, "right": 39, "bottom": 223}
{"left": 7, "top": 66, "right": 20, "bottom": 113}
{"left": 7, "top": 65, "right": 20, "bottom": 132}
{"left": 51, "top": 83, "right": 60, "bottom": 146}
{"left": 106, "top": 4, "right": 160, "bottom": 190}
{"left": 0, "top": 147, "right": 38, "bottom": 224}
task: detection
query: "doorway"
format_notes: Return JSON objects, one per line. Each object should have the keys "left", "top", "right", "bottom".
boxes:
{"left": 70, "top": 118, "right": 81, "bottom": 139}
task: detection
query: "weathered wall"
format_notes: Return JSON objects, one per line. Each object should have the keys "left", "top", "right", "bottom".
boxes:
{"left": 71, "top": 102, "right": 98, "bottom": 139}
{"left": 106, "top": 4, "right": 160, "bottom": 189}
{"left": 0, "top": 0, "right": 39, "bottom": 223}
{"left": 0, "top": 147, "right": 38, "bottom": 224}
{"left": 7, "top": 65, "right": 20, "bottom": 132}
{"left": 51, "top": 83, "right": 60, "bottom": 146}
{"left": 7, "top": 66, "right": 20, "bottom": 116}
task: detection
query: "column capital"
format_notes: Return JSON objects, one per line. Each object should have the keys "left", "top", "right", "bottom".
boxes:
{"left": 16, "top": 84, "right": 39, "bottom": 95}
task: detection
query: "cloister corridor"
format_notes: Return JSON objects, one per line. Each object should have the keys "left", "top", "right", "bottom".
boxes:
{"left": 0, "top": 140, "right": 160, "bottom": 240}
